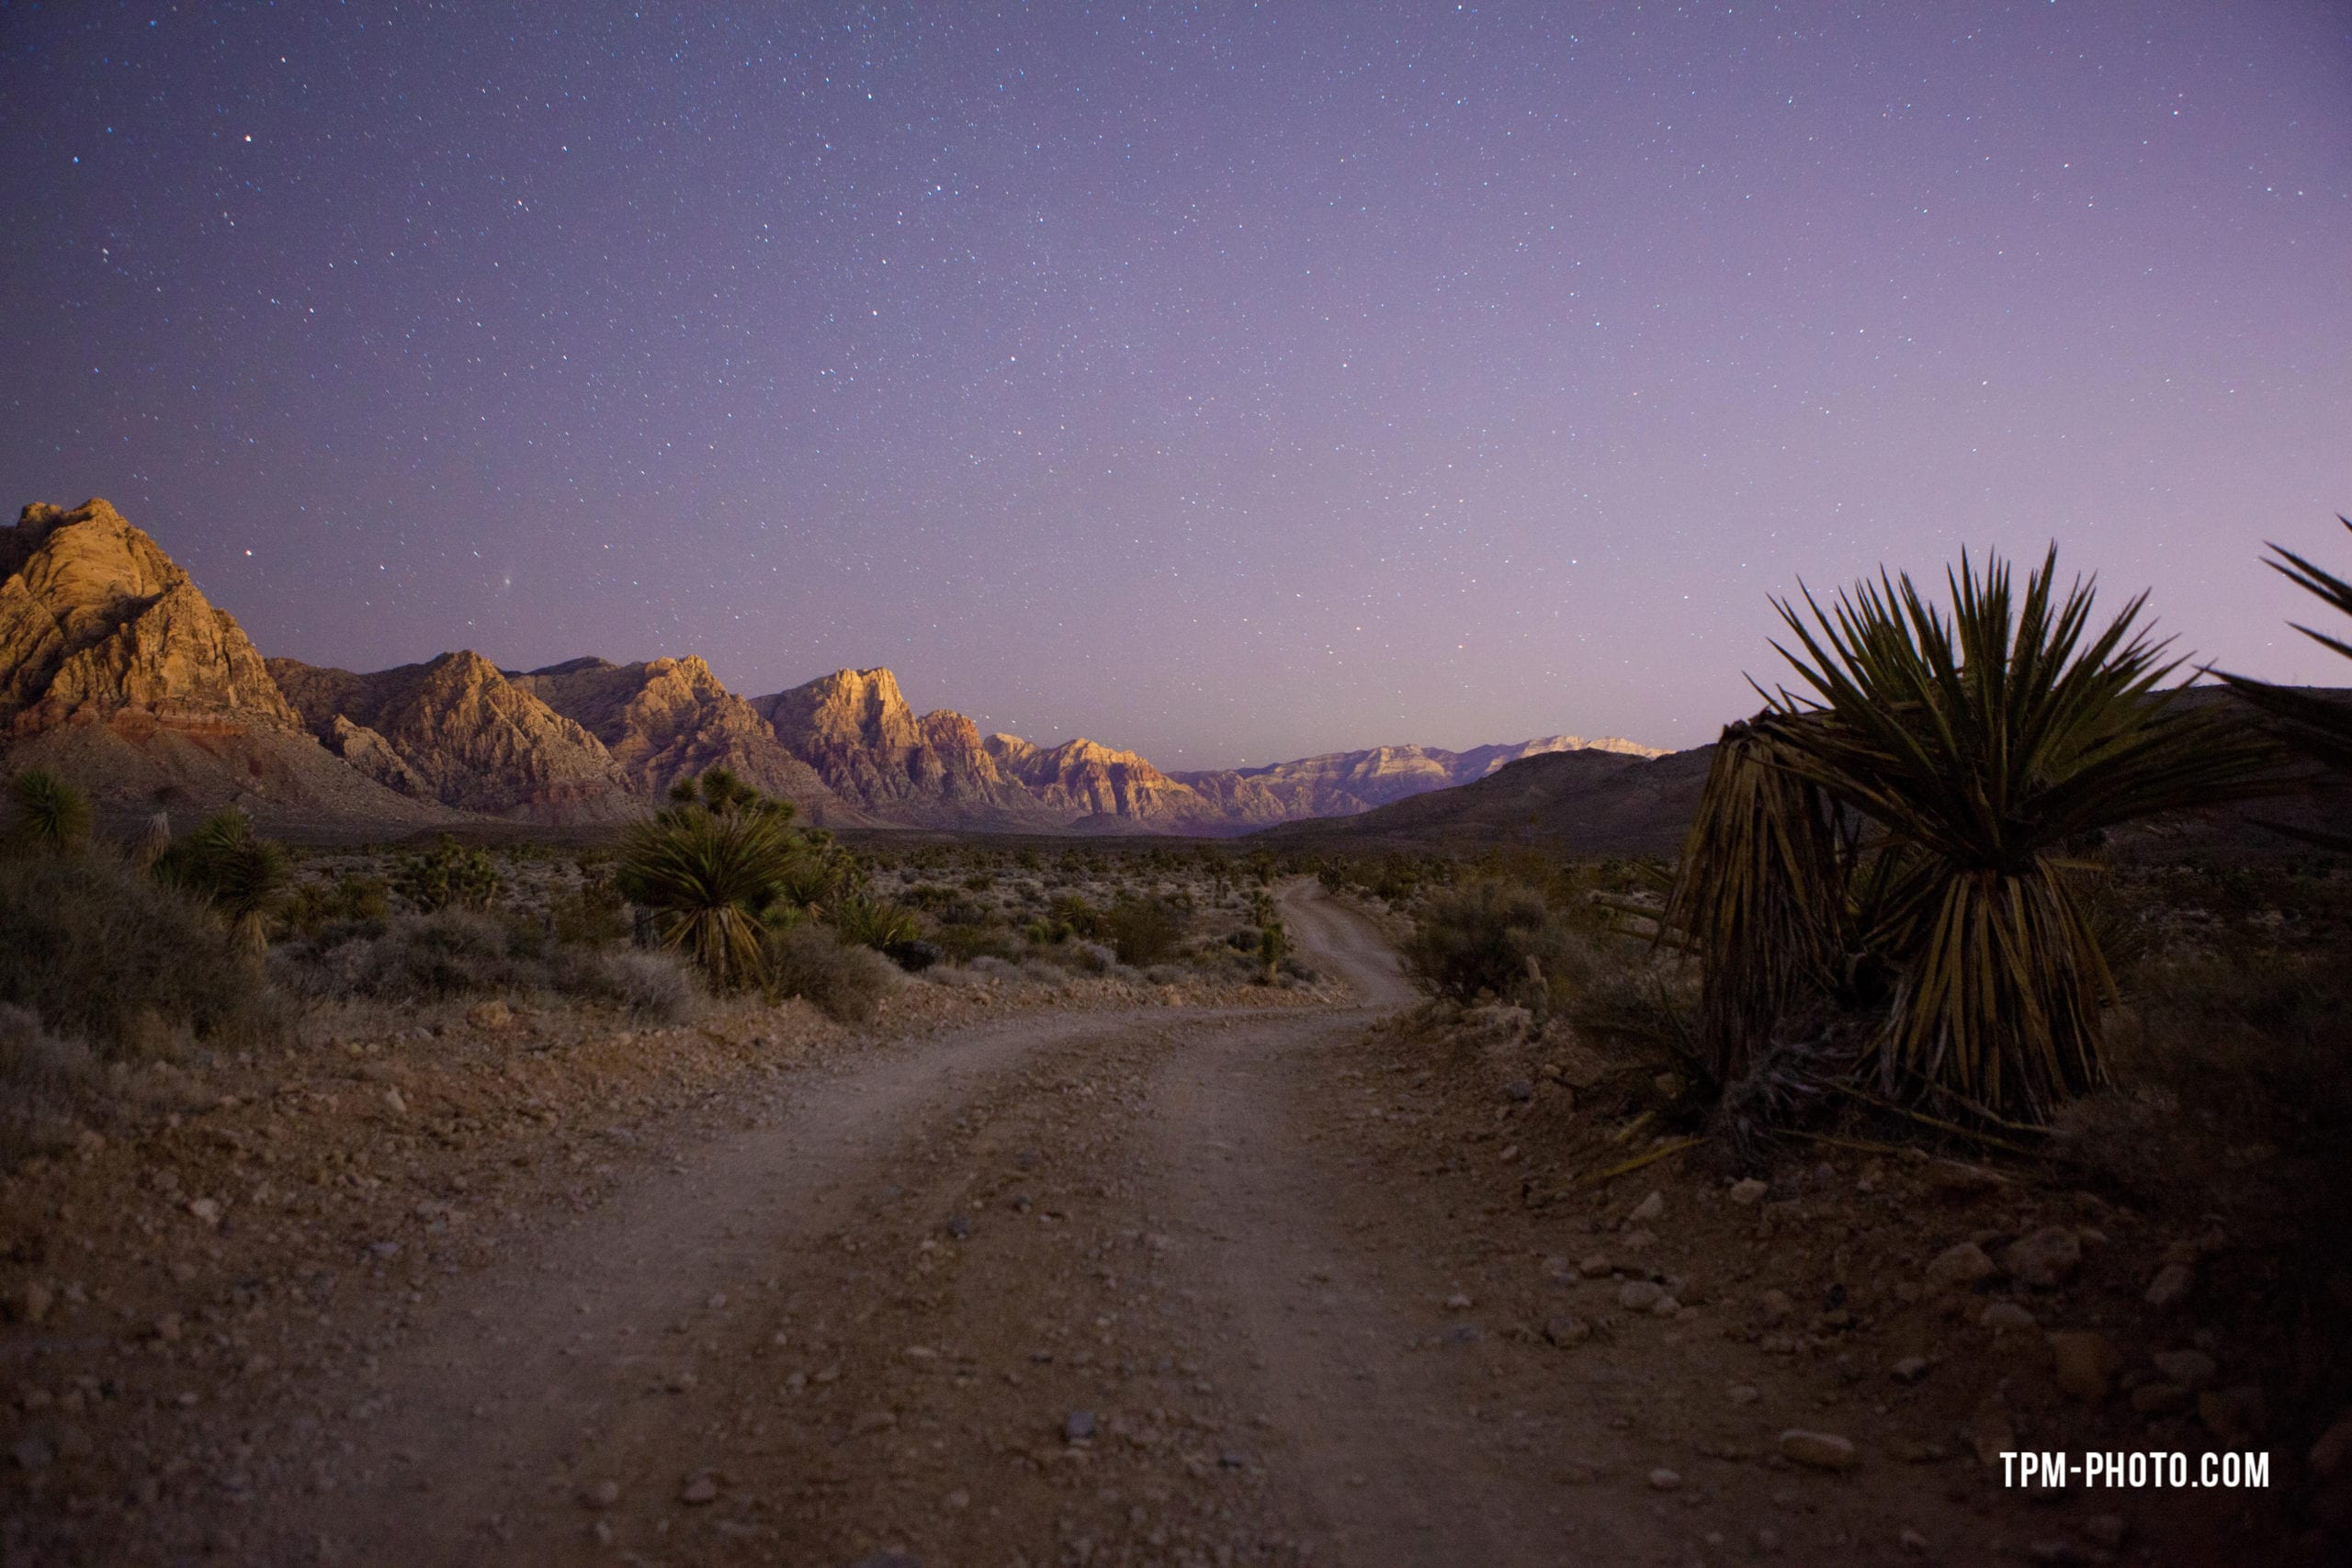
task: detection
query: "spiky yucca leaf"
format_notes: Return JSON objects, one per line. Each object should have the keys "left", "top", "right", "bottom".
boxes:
{"left": 2214, "top": 519, "right": 2352, "bottom": 846}
{"left": 154, "top": 808, "right": 290, "bottom": 952}
{"left": 6, "top": 769, "right": 93, "bottom": 854}
{"left": 1664, "top": 718, "right": 1849, "bottom": 1087}
{"left": 616, "top": 807, "right": 797, "bottom": 990}
{"left": 1758, "top": 547, "right": 2279, "bottom": 1120}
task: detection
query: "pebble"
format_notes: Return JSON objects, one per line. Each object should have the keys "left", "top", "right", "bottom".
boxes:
{"left": 1577, "top": 1254, "right": 1613, "bottom": 1279}
{"left": 1498, "top": 1079, "right": 1533, "bottom": 1103}
{"left": 1543, "top": 1315, "right": 1591, "bottom": 1348}
{"left": 679, "top": 1474, "right": 719, "bottom": 1505}
{"left": 1646, "top": 1467, "right": 1682, "bottom": 1490}
{"left": 1726, "top": 1384, "right": 1761, "bottom": 1405}
{"left": 1900, "top": 1528, "right": 1930, "bottom": 1553}
{"left": 16, "top": 1282, "right": 52, "bottom": 1325}
{"left": 1924, "top": 1241, "right": 1996, "bottom": 1289}
{"left": 1065, "top": 1410, "right": 1098, "bottom": 1442}
{"left": 2143, "top": 1263, "right": 2194, "bottom": 1308}
{"left": 1999, "top": 1227, "right": 2081, "bottom": 1288}
{"left": 944, "top": 1214, "right": 973, "bottom": 1241}
{"left": 581, "top": 1480, "right": 619, "bottom": 1509}
{"left": 187, "top": 1198, "right": 221, "bottom": 1226}
{"left": 2047, "top": 1330, "right": 2122, "bottom": 1402}
{"left": 1890, "top": 1357, "right": 1930, "bottom": 1384}
{"left": 1981, "top": 1302, "right": 2038, "bottom": 1333}
{"left": 1629, "top": 1190, "right": 1665, "bottom": 1224}
{"left": 1444, "top": 1293, "right": 1474, "bottom": 1311}
{"left": 1729, "top": 1179, "right": 1768, "bottom": 1205}
{"left": 1778, "top": 1429, "right": 1860, "bottom": 1472}
{"left": 1617, "top": 1280, "right": 1663, "bottom": 1312}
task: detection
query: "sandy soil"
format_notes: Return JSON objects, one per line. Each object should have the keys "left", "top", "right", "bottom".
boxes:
{"left": 2, "top": 884, "right": 2312, "bottom": 1566}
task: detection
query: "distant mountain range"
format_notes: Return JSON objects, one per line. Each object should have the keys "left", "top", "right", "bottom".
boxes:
{"left": 0, "top": 499, "right": 1661, "bottom": 839}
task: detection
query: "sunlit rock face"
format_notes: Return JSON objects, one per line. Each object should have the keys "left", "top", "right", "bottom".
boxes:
{"left": 754, "top": 667, "right": 1046, "bottom": 826}
{"left": 269, "top": 649, "right": 635, "bottom": 822}
{"left": 1171, "top": 736, "right": 1668, "bottom": 821}
{"left": 512, "top": 655, "right": 858, "bottom": 825}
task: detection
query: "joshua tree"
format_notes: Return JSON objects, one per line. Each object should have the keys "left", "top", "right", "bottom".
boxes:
{"left": 1671, "top": 547, "right": 2278, "bottom": 1122}
{"left": 616, "top": 799, "right": 797, "bottom": 990}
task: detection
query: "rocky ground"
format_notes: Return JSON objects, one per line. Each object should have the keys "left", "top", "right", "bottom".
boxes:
{"left": 2, "top": 885, "right": 2337, "bottom": 1566}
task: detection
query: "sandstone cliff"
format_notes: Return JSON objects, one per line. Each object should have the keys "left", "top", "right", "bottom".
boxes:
{"left": 511, "top": 656, "right": 859, "bottom": 824}
{"left": 268, "top": 650, "right": 634, "bottom": 821}
{"left": 1, "top": 501, "right": 300, "bottom": 736}
{"left": 753, "top": 669, "right": 1045, "bottom": 826}
{"left": 0, "top": 501, "right": 455, "bottom": 834}
{"left": 984, "top": 733, "right": 1213, "bottom": 826}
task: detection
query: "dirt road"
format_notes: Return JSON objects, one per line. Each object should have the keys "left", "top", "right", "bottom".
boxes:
{"left": 26, "top": 881, "right": 2148, "bottom": 1567}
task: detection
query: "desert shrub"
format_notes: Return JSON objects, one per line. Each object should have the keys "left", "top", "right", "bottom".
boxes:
{"left": 1024, "top": 917, "right": 1073, "bottom": 945}
{"left": 1402, "top": 879, "right": 1589, "bottom": 1008}
{"left": 765, "top": 924, "right": 894, "bottom": 1024}
{"left": 153, "top": 808, "right": 291, "bottom": 951}
{"left": 1065, "top": 940, "right": 1116, "bottom": 974}
{"left": 616, "top": 806, "right": 797, "bottom": 990}
{"left": 286, "top": 872, "right": 391, "bottom": 937}
{"left": 1104, "top": 896, "right": 1183, "bottom": 967}
{"left": 6, "top": 769, "right": 92, "bottom": 853}
{"left": 0, "top": 1004, "right": 100, "bottom": 1165}
{"left": 272, "top": 908, "right": 699, "bottom": 1020}
{"left": 0, "top": 852, "right": 282, "bottom": 1057}
{"left": 551, "top": 863, "right": 629, "bottom": 944}
{"left": 936, "top": 920, "right": 1018, "bottom": 964}
{"left": 829, "top": 894, "right": 922, "bottom": 953}
{"left": 1049, "top": 894, "right": 1105, "bottom": 939}
{"left": 393, "top": 834, "right": 503, "bottom": 913}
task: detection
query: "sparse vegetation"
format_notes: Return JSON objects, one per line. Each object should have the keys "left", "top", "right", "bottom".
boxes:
{"left": 392, "top": 833, "right": 503, "bottom": 913}
{"left": 764, "top": 922, "right": 896, "bottom": 1023}
{"left": 6, "top": 767, "right": 92, "bottom": 853}
{"left": 1400, "top": 878, "right": 1589, "bottom": 1010}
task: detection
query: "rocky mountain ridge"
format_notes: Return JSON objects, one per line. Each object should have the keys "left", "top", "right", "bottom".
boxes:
{"left": 0, "top": 499, "right": 1662, "bottom": 837}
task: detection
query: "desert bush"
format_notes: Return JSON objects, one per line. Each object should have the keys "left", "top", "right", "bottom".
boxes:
{"left": 392, "top": 834, "right": 503, "bottom": 913}
{"left": 616, "top": 805, "right": 798, "bottom": 990}
{"left": 550, "top": 863, "right": 629, "bottom": 944}
{"left": 5, "top": 769, "right": 92, "bottom": 853}
{"left": 1402, "top": 879, "right": 1589, "bottom": 1009}
{"left": 829, "top": 894, "right": 922, "bottom": 953}
{"left": 286, "top": 872, "right": 391, "bottom": 937}
{"left": 272, "top": 908, "right": 698, "bottom": 1021}
{"left": 1104, "top": 896, "right": 1183, "bottom": 967}
{"left": 0, "top": 1004, "right": 99, "bottom": 1165}
{"left": 765, "top": 924, "right": 894, "bottom": 1024}
{"left": 153, "top": 808, "right": 291, "bottom": 951}
{"left": 0, "top": 851, "right": 282, "bottom": 1057}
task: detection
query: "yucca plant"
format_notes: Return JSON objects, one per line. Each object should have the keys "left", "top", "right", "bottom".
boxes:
{"left": 154, "top": 807, "right": 291, "bottom": 952}
{"left": 1662, "top": 717, "right": 1851, "bottom": 1087}
{"left": 2214, "top": 518, "right": 2352, "bottom": 848}
{"left": 5, "top": 769, "right": 92, "bottom": 854}
{"left": 1678, "top": 547, "right": 2280, "bottom": 1122}
{"left": 615, "top": 805, "right": 797, "bottom": 991}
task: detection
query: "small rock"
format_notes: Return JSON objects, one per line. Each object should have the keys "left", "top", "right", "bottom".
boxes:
{"left": 467, "top": 999, "right": 513, "bottom": 1030}
{"left": 1900, "top": 1529, "right": 1930, "bottom": 1554}
{"left": 1891, "top": 1357, "right": 1930, "bottom": 1384}
{"left": 2047, "top": 1331, "right": 2123, "bottom": 1402}
{"left": 1758, "top": 1289, "right": 1794, "bottom": 1323}
{"left": 1968, "top": 1402, "right": 2016, "bottom": 1466}
{"left": 187, "top": 1198, "right": 221, "bottom": 1226}
{"left": 1926, "top": 1241, "right": 1998, "bottom": 1289}
{"left": 2000, "top": 1227, "right": 2082, "bottom": 1289}
{"left": 1650, "top": 1294, "right": 1680, "bottom": 1317}
{"left": 1629, "top": 1190, "right": 1665, "bottom": 1224}
{"left": 1444, "top": 1292, "right": 1474, "bottom": 1311}
{"left": 1543, "top": 1315, "right": 1592, "bottom": 1348}
{"left": 581, "top": 1480, "right": 619, "bottom": 1509}
{"left": 1729, "top": 1178, "right": 1769, "bottom": 1205}
{"left": 944, "top": 1214, "right": 973, "bottom": 1241}
{"left": 2143, "top": 1262, "right": 2195, "bottom": 1308}
{"left": 679, "top": 1474, "right": 719, "bottom": 1505}
{"left": 1577, "top": 1254, "right": 1613, "bottom": 1278}
{"left": 1778, "top": 1429, "right": 1860, "bottom": 1472}
{"left": 1981, "top": 1302, "right": 2038, "bottom": 1333}
{"left": 1498, "top": 1078, "right": 1534, "bottom": 1103}
{"left": 2151, "top": 1348, "right": 2217, "bottom": 1390}
{"left": 1064, "top": 1410, "right": 1097, "bottom": 1442}
{"left": 1617, "top": 1280, "right": 1663, "bottom": 1312}
{"left": 383, "top": 1088, "right": 408, "bottom": 1116}
{"left": 1647, "top": 1467, "right": 1682, "bottom": 1490}
{"left": 2198, "top": 1385, "right": 2266, "bottom": 1445}
{"left": 1726, "top": 1384, "right": 1761, "bottom": 1405}
{"left": 11, "top": 1435, "right": 53, "bottom": 1472}
{"left": 15, "top": 1282, "right": 52, "bottom": 1325}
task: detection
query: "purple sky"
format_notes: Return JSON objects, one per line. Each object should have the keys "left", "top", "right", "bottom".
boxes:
{"left": 4, "top": 3, "right": 2347, "bottom": 766}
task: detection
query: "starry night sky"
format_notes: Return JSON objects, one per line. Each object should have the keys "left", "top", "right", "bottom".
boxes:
{"left": 4, "top": 3, "right": 2347, "bottom": 765}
